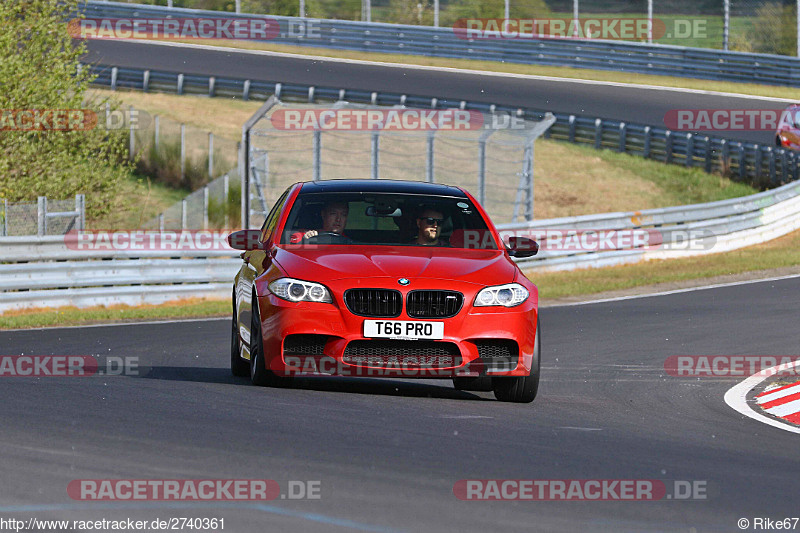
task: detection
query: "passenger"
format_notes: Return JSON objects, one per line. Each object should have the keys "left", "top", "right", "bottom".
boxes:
{"left": 414, "top": 207, "right": 448, "bottom": 246}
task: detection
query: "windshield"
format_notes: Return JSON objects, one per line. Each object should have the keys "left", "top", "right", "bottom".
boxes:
{"left": 279, "top": 192, "right": 498, "bottom": 249}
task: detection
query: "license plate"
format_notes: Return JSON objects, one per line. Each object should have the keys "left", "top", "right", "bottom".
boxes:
{"left": 364, "top": 320, "right": 444, "bottom": 340}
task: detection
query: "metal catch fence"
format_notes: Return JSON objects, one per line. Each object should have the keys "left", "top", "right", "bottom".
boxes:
{"left": 0, "top": 195, "right": 85, "bottom": 237}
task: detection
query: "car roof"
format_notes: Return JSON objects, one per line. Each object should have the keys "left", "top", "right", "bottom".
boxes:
{"left": 298, "top": 179, "right": 467, "bottom": 197}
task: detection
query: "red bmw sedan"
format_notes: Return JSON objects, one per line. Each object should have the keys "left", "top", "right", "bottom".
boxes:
{"left": 228, "top": 180, "right": 541, "bottom": 403}
{"left": 776, "top": 104, "right": 800, "bottom": 149}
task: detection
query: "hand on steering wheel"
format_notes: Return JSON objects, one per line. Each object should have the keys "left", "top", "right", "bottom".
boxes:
{"left": 304, "top": 231, "right": 350, "bottom": 244}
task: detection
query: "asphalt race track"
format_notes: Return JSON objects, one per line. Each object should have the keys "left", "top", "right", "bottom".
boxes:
{"left": 84, "top": 40, "right": 789, "bottom": 145}
{"left": 1, "top": 277, "right": 799, "bottom": 532}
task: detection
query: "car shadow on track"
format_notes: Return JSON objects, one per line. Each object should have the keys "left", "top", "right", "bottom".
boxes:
{"left": 286, "top": 376, "right": 490, "bottom": 401}
{"left": 134, "top": 366, "right": 489, "bottom": 400}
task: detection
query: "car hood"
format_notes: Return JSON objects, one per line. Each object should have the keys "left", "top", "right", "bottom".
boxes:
{"left": 273, "top": 246, "right": 516, "bottom": 285}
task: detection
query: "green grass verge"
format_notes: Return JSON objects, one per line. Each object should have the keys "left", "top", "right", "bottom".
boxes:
{"left": 0, "top": 299, "right": 229, "bottom": 330}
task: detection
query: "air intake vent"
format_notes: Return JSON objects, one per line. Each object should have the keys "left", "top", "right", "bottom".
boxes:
{"left": 343, "top": 340, "right": 461, "bottom": 368}
{"left": 283, "top": 334, "right": 328, "bottom": 356}
{"left": 344, "top": 289, "right": 402, "bottom": 317}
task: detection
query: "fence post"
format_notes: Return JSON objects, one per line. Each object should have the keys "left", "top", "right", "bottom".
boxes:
{"left": 177, "top": 73, "right": 184, "bottom": 95}
{"left": 685, "top": 133, "right": 693, "bottom": 167}
{"left": 477, "top": 129, "right": 494, "bottom": 206}
{"left": 105, "top": 102, "right": 111, "bottom": 130}
{"left": 203, "top": 187, "right": 209, "bottom": 230}
{"left": 111, "top": 67, "right": 118, "bottom": 91}
{"left": 754, "top": 145, "right": 762, "bottom": 181}
{"left": 643, "top": 126, "right": 651, "bottom": 158}
{"left": 618, "top": 122, "right": 627, "bottom": 153}
{"left": 158, "top": 213, "right": 165, "bottom": 232}
{"left": 223, "top": 174, "right": 230, "bottom": 229}
{"left": 568, "top": 115, "right": 576, "bottom": 143}
{"left": 768, "top": 147, "right": 776, "bottom": 184}
{"left": 665, "top": 130, "right": 673, "bottom": 164}
{"left": 312, "top": 131, "right": 322, "bottom": 181}
{"left": 478, "top": 138, "right": 486, "bottom": 205}
{"left": 781, "top": 148, "right": 788, "bottom": 183}
{"left": 208, "top": 132, "right": 214, "bottom": 178}
{"left": 371, "top": 131, "right": 380, "bottom": 179}
{"left": 37, "top": 196, "right": 46, "bottom": 237}
{"left": 76, "top": 194, "right": 85, "bottom": 231}
{"left": 593, "top": 118, "right": 602, "bottom": 149}
{"left": 143, "top": 69, "right": 150, "bottom": 92}
{"left": 721, "top": 139, "right": 729, "bottom": 174}
{"left": 181, "top": 198, "right": 187, "bottom": 230}
{"left": 704, "top": 137, "right": 713, "bottom": 173}
{"left": 738, "top": 143, "right": 746, "bottom": 181}
{"left": 129, "top": 105, "right": 135, "bottom": 158}
{"left": 180, "top": 124, "right": 186, "bottom": 183}
{"left": 426, "top": 130, "right": 435, "bottom": 183}
{"left": 154, "top": 115, "right": 160, "bottom": 150}
{"left": 525, "top": 142, "right": 535, "bottom": 221}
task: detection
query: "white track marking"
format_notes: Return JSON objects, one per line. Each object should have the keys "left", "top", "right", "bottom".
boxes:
{"left": 112, "top": 39, "right": 798, "bottom": 103}
{"left": 723, "top": 359, "right": 800, "bottom": 434}
{"left": 545, "top": 273, "right": 800, "bottom": 308}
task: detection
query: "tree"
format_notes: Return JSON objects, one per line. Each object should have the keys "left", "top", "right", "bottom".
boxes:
{"left": 0, "top": 0, "right": 132, "bottom": 218}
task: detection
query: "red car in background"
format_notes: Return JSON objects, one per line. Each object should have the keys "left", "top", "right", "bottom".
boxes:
{"left": 776, "top": 104, "right": 800, "bottom": 149}
{"left": 228, "top": 180, "right": 541, "bottom": 403}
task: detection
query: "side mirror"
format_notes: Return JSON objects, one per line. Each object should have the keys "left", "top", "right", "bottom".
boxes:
{"left": 227, "top": 229, "right": 263, "bottom": 251}
{"left": 506, "top": 236, "right": 539, "bottom": 258}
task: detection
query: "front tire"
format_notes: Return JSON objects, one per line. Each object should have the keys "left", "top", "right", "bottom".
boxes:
{"left": 231, "top": 292, "right": 249, "bottom": 377}
{"left": 492, "top": 319, "right": 540, "bottom": 403}
{"left": 249, "top": 297, "right": 293, "bottom": 388}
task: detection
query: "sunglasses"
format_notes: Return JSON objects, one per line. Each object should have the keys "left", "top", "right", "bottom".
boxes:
{"left": 419, "top": 217, "right": 445, "bottom": 226}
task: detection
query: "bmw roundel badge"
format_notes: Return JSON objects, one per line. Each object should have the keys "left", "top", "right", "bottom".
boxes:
{"left": 398, "top": 278, "right": 410, "bottom": 286}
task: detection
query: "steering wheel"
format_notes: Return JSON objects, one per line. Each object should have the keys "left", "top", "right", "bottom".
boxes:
{"left": 305, "top": 232, "right": 352, "bottom": 244}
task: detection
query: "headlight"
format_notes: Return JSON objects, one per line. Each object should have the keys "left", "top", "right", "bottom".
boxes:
{"left": 269, "top": 278, "right": 333, "bottom": 303}
{"left": 474, "top": 283, "right": 528, "bottom": 307}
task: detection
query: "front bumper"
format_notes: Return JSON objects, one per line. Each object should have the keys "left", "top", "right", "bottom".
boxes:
{"left": 256, "top": 277, "right": 538, "bottom": 378}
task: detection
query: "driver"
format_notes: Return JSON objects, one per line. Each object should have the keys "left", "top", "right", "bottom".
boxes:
{"left": 290, "top": 201, "right": 349, "bottom": 243}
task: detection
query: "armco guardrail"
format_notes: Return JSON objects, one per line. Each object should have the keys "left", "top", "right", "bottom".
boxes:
{"left": 81, "top": 1, "right": 800, "bottom": 88}
{"left": 502, "top": 177, "right": 800, "bottom": 271}
{"left": 0, "top": 237, "right": 240, "bottom": 312}
{"left": 3, "top": 180, "right": 800, "bottom": 312}
{"left": 87, "top": 63, "right": 800, "bottom": 189}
